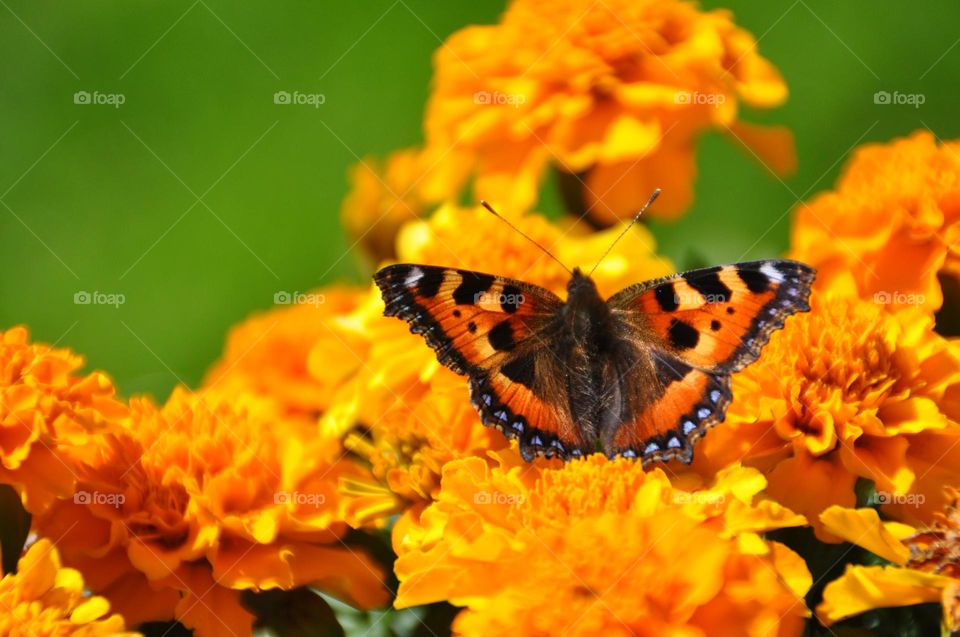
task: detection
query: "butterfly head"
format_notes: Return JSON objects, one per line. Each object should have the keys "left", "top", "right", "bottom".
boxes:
{"left": 566, "top": 267, "right": 608, "bottom": 320}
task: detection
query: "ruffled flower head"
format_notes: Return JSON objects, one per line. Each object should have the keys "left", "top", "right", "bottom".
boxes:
{"left": 695, "top": 291, "right": 960, "bottom": 538}
{"left": 393, "top": 452, "right": 811, "bottom": 636}
{"left": 0, "top": 326, "right": 128, "bottom": 513}
{"left": 31, "top": 388, "right": 388, "bottom": 637}
{"left": 791, "top": 131, "right": 960, "bottom": 316}
{"left": 420, "top": 0, "right": 793, "bottom": 224}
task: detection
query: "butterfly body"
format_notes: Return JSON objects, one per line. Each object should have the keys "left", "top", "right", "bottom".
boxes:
{"left": 375, "top": 259, "right": 814, "bottom": 465}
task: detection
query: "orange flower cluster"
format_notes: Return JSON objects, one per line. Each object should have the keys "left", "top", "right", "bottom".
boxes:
{"left": 791, "top": 130, "right": 960, "bottom": 313}
{"left": 0, "top": 326, "right": 128, "bottom": 513}
{"left": 694, "top": 293, "right": 960, "bottom": 538}
{"left": 32, "top": 388, "right": 388, "bottom": 635}
{"left": 417, "top": 0, "right": 793, "bottom": 224}
{"left": 394, "top": 453, "right": 810, "bottom": 637}
{"left": 0, "top": 326, "right": 389, "bottom": 636}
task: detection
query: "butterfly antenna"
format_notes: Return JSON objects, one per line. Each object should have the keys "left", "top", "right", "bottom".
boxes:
{"left": 586, "top": 188, "right": 661, "bottom": 277}
{"left": 479, "top": 201, "right": 573, "bottom": 275}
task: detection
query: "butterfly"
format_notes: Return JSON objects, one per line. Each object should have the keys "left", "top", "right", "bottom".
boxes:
{"left": 373, "top": 194, "right": 815, "bottom": 465}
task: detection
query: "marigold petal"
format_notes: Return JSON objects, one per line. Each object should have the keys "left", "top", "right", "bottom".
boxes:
{"left": 770, "top": 541, "right": 813, "bottom": 601}
{"left": 817, "top": 564, "right": 948, "bottom": 625}
{"left": 70, "top": 596, "right": 111, "bottom": 624}
{"left": 819, "top": 506, "right": 911, "bottom": 564}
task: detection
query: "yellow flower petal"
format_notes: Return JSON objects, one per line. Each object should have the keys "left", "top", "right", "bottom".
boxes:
{"left": 819, "top": 506, "right": 911, "bottom": 564}
{"left": 818, "top": 565, "right": 949, "bottom": 625}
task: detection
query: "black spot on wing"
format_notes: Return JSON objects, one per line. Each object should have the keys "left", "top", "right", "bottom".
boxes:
{"left": 654, "top": 282, "right": 679, "bottom": 312}
{"left": 418, "top": 268, "right": 445, "bottom": 298}
{"left": 668, "top": 319, "right": 699, "bottom": 350}
{"left": 488, "top": 320, "right": 516, "bottom": 351}
{"left": 467, "top": 321, "right": 478, "bottom": 333}
{"left": 737, "top": 267, "right": 771, "bottom": 293}
{"left": 501, "top": 354, "right": 536, "bottom": 390}
{"left": 453, "top": 271, "right": 494, "bottom": 305}
{"left": 710, "top": 320, "right": 721, "bottom": 331}
{"left": 683, "top": 267, "right": 732, "bottom": 304}
{"left": 500, "top": 284, "right": 522, "bottom": 313}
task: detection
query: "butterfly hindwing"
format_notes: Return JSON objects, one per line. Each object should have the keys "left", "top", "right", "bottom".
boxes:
{"left": 374, "top": 264, "right": 593, "bottom": 459}
{"left": 603, "top": 259, "right": 814, "bottom": 463}
{"left": 601, "top": 350, "right": 733, "bottom": 463}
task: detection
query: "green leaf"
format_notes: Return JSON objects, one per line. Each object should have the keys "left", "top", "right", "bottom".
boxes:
{"left": 0, "top": 484, "right": 30, "bottom": 575}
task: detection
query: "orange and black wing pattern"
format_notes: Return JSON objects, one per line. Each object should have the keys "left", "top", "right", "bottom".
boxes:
{"left": 374, "top": 264, "right": 591, "bottom": 460}
{"left": 603, "top": 260, "right": 815, "bottom": 463}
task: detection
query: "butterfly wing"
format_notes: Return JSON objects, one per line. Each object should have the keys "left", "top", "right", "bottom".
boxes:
{"left": 374, "top": 264, "right": 591, "bottom": 460}
{"left": 602, "top": 259, "right": 815, "bottom": 463}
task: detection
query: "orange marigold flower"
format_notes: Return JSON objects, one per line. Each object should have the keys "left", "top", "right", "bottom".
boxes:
{"left": 32, "top": 388, "right": 389, "bottom": 637}
{"left": 340, "top": 148, "right": 429, "bottom": 264}
{"left": 694, "top": 291, "right": 960, "bottom": 539}
{"left": 204, "top": 286, "right": 367, "bottom": 421}
{"left": 331, "top": 205, "right": 674, "bottom": 527}
{"left": 420, "top": 0, "right": 793, "bottom": 223}
{"left": 0, "top": 538, "right": 137, "bottom": 636}
{"left": 0, "top": 326, "right": 128, "bottom": 514}
{"left": 790, "top": 130, "right": 960, "bottom": 314}
{"left": 817, "top": 497, "right": 960, "bottom": 633}
{"left": 393, "top": 452, "right": 810, "bottom": 636}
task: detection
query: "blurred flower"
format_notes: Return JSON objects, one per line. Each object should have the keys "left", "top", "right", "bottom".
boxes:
{"left": 331, "top": 204, "right": 674, "bottom": 529}
{"left": 695, "top": 292, "right": 960, "bottom": 539}
{"left": 0, "top": 538, "right": 137, "bottom": 636}
{"left": 341, "top": 148, "right": 429, "bottom": 264}
{"left": 0, "top": 326, "right": 128, "bottom": 514}
{"left": 791, "top": 130, "right": 960, "bottom": 315}
{"left": 420, "top": 0, "right": 793, "bottom": 224}
{"left": 817, "top": 497, "right": 960, "bottom": 633}
{"left": 204, "top": 286, "right": 367, "bottom": 421}
{"left": 393, "top": 452, "right": 810, "bottom": 636}
{"left": 33, "top": 388, "right": 388, "bottom": 637}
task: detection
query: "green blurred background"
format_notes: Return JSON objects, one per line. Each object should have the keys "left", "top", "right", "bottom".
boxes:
{"left": 2, "top": 0, "right": 959, "bottom": 401}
